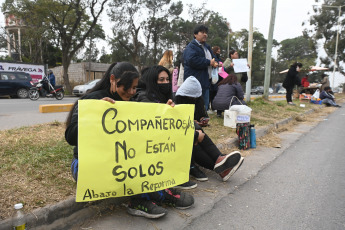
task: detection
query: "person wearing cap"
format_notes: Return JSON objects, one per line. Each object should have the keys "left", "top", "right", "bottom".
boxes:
{"left": 283, "top": 62, "right": 303, "bottom": 105}
{"left": 175, "top": 76, "right": 244, "bottom": 182}
{"left": 320, "top": 73, "right": 330, "bottom": 92}
{"left": 183, "top": 24, "right": 219, "bottom": 112}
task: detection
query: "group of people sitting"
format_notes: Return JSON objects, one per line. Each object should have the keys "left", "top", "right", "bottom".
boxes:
{"left": 65, "top": 62, "right": 244, "bottom": 219}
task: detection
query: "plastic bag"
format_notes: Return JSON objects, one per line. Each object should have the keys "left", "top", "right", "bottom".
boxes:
{"left": 224, "top": 110, "right": 237, "bottom": 128}
{"left": 312, "top": 89, "right": 320, "bottom": 99}
{"left": 211, "top": 68, "right": 219, "bottom": 84}
{"left": 229, "top": 105, "right": 252, "bottom": 123}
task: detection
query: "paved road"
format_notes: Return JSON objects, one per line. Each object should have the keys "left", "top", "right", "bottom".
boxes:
{"left": 184, "top": 106, "right": 345, "bottom": 229}
{"left": 0, "top": 97, "right": 77, "bottom": 130}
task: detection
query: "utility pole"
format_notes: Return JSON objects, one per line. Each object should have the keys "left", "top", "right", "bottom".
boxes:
{"left": 322, "top": 4, "right": 345, "bottom": 88}
{"left": 246, "top": 0, "right": 254, "bottom": 102}
{"left": 263, "top": 0, "right": 277, "bottom": 100}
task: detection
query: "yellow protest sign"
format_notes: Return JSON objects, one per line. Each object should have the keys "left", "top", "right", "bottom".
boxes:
{"left": 77, "top": 100, "right": 195, "bottom": 202}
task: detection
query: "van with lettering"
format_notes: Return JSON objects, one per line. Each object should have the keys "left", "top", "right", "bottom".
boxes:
{"left": 0, "top": 71, "right": 33, "bottom": 98}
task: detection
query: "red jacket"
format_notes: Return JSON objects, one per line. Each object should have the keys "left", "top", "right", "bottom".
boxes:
{"left": 301, "top": 77, "right": 310, "bottom": 87}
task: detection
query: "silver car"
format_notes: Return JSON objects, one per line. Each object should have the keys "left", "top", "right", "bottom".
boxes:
{"left": 72, "top": 79, "right": 100, "bottom": 96}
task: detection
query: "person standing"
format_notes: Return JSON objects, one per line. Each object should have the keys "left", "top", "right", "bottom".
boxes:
{"left": 320, "top": 73, "right": 330, "bottom": 92}
{"left": 183, "top": 24, "right": 218, "bottom": 111}
{"left": 158, "top": 50, "right": 174, "bottom": 74}
{"left": 223, "top": 49, "right": 249, "bottom": 85}
{"left": 283, "top": 62, "right": 302, "bottom": 105}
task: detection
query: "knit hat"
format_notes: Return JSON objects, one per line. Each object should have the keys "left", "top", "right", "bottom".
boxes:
{"left": 176, "top": 76, "right": 202, "bottom": 98}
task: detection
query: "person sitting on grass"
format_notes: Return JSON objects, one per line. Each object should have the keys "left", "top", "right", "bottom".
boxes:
{"left": 320, "top": 86, "right": 341, "bottom": 107}
{"left": 175, "top": 76, "right": 245, "bottom": 182}
{"left": 65, "top": 62, "right": 194, "bottom": 219}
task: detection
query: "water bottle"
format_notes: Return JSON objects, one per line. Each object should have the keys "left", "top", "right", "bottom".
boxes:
{"left": 12, "top": 203, "right": 26, "bottom": 230}
{"left": 250, "top": 124, "right": 256, "bottom": 148}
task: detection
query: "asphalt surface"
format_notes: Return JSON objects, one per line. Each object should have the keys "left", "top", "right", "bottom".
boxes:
{"left": 0, "top": 97, "right": 77, "bottom": 130}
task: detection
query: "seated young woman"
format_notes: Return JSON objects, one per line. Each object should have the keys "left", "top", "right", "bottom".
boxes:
{"left": 212, "top": 74, "right": 246, "bottom": 117}
{"left": 65, "top": 62, "right": 194, "bottom": 219}
{"left": 175, "top": 76, "right": 244, "bottom": 182}
{"left": 135, "top": 65, "right": 198, "bottom": 190}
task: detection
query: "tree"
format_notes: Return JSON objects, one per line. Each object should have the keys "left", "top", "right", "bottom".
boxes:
{"left": 108, "top": 0, "right": 183, "bottom": 70}
{"left": 4, "top": 0, "right": 108, "bottom": 93}
{"left": 306, "top": 0, "right": 345, "bottom": 75}
{"left": 277, "top": 36, "right": 317, "bottom": 65}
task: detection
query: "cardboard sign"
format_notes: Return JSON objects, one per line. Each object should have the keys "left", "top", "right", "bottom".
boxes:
{"left": 76, "top": 100, "right": 195, "bottom": 202}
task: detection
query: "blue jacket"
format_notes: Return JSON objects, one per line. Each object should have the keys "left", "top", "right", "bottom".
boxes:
{"left": 183, "top": 39, "right": 217, "bottom": 90}
{"left": 49, "top": 73, "right": 56, "bottom": 87}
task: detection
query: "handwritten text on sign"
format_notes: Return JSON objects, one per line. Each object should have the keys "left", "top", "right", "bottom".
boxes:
{"left": 77, "top": 100, "right": 195, "bottom": 202}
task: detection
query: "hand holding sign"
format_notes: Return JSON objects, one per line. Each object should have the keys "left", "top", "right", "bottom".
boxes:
{"left": 232, "top": 59, "right": 250, "bottom": 73}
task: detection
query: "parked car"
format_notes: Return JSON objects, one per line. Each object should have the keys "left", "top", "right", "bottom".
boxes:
{"left": 251, "top": 86, "right": 264, "bottom": 94}
{"left": 0, "top": 71, "right": 33, "bottom": 98}
{"left": 278, "top": 87, "right": 287, "bottom": 94}
{"left": 72, "top": 79, "right": 100, "bottom": 96}
{"left": 269, "top": 87, "right": 273, "bottom": 94}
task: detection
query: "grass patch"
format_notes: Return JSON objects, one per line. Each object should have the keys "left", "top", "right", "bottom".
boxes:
{"left": 0, "top": 93, "right": 344, "bottom": 220}
{"left": 0, "top": 122, "right": 75, "bottom": 220}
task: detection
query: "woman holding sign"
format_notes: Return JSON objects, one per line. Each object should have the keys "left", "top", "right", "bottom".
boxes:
{"left": 135, "top": 65, "right": 199, "bottom": 190}
{"left": 65, "top": 62, "right": 194, "bottom": 219}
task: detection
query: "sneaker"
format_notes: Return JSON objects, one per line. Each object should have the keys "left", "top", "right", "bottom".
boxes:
{"left": 162, "top": 188, "right": 194, "bottom": 209}
{"left": 288, "top": 102, "right": 296, "bottom": 106}
{"left": 190, "top": 165, "right": 208, "bottom": 181}
{"left": 214, "top": 151, "right": 242, "bottom": 174}
{"left": 219, "top": 157, "right": 244, "bottom": 182}
{"left": 127, "top": 198, "right": 167, "bottom": 219}
{"left": 174, "top": 180, "right": 197, "bottom": 190}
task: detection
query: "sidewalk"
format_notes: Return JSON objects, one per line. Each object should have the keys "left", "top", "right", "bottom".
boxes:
{"left": 0, "top": 107, "right": 321, "bottom": 230}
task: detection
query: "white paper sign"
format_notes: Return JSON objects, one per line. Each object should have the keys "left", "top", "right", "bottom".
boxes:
{"left": 232, "top": 59, "right": 250, "bottom": 73}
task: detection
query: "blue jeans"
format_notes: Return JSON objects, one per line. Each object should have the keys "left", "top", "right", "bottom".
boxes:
{"left": 202, "top": 88, "right": 210, "bottom": 111}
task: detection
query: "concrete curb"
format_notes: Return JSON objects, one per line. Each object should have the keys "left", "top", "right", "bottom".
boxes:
{"left": 39, "top": 104, "right": 73, "bottom": 113}
{"left": 36, "top": 95, "right": 286, "bottom": 113}
{"left": 0, "top": 106, "right": 322, "bottom": 230}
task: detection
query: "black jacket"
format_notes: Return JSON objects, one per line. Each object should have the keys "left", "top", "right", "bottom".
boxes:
{"left": 283, "top": 66, "right": 301, "bottom": 89}
{"left": 65, "top": 89, "right": 123, "bottom": 159}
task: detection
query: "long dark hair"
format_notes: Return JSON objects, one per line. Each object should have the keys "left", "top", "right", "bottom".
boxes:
{"left": 66, "top": 62, "right": 139, "bottom": 126}
{"left": 141, "top": 65, "right": 172, "bottom": 103}
{"left": 218, "top": 74, "right": 238, "bottom": 86}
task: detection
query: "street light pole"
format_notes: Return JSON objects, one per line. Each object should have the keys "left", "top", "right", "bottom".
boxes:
{"left": 322, "top": 4, "right": 345, "bottom": 88}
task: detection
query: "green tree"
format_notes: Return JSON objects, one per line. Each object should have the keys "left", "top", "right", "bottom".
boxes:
{"left": 277, "top": 36, "right": 317, "bottom": 68}
{"left": 108, "top": 0, "right": 183, "bottom": 70}
{"left": 306, "top": 0, "right": 345, "bottom": 74}
{"left": 4, "top": 0, "right": 108, "bottom": 93}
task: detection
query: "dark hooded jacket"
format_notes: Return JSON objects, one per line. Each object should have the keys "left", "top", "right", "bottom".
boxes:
{"left": 283, "top": 66, "right": 301, "bottom": 89}
{"left": 183, "top": 39, "right": 217, "bottom": 91}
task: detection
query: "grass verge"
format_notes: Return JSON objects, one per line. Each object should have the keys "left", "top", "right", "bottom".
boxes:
{"left": 0, "top": 94, "right": 344, "bottom": 220}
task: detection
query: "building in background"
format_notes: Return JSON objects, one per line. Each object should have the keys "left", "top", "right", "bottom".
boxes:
{"left": 51, "top": 62, "right": 111, "bottom": 85}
